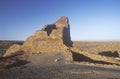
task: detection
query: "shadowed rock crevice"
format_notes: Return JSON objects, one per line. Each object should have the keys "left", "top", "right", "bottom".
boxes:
{"left": 63, "top": 27, "right": 73, "bottom": 47}
{"left": 42, "top": 24, "right": 57, "bottom": 36}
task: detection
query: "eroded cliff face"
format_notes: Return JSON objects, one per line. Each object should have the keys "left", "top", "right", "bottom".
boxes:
{"left": 3, "top": 16, "right": 73, "bottom": 57}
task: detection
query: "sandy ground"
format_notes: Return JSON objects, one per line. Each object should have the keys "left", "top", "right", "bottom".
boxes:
{"left": 0, "top": 52, "right": 120, "bottom": 79}
{"left": 0, "top": 41, "right": 120, "bottom": 79}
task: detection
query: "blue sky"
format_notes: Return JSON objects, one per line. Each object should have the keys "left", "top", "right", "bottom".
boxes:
{"left": 0, "top": 0, "right": 120, "bottom": 41}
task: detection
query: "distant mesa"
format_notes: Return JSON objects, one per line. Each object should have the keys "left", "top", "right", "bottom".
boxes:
{"left": 3, "top": 16, "right": 73, "bottom": 58}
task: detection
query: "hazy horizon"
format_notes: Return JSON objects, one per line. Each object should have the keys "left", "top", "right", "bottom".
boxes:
{"left": 1, "top": 0, "right": 120, "bottom": 41}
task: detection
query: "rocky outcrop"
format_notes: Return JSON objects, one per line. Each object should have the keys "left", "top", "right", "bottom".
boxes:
{"left": 2, "top": 16, "right": 120, "bottom": 65}
{"left": 3, "top": 16, "right": 73, "bottom": 58}
{"left": 4, "top": 44, "right": 22, "bottom": 57}
{"left": 22, "top": 16, "right": 73, "bottom": 53}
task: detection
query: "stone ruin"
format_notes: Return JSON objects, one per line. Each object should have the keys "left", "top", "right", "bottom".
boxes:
{"left": 3, "top": 16, "right": 73, "bottom": 58}
{"left": 23, "top": 16, "right": 73, "bottom": 53}
{"left": 3, "top": 16, "right": 120, "bottom": 65}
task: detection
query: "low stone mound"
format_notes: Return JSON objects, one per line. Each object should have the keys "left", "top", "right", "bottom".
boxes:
{"left": 4, "top": 44, "right": 22, "bottom": 57}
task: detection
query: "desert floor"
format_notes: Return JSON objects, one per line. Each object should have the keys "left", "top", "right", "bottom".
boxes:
{"left": 0, "top": 41, "right": 120, "bottom": 79}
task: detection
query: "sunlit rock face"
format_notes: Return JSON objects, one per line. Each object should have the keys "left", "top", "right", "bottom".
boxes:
{"left": 3, "top": 16, "right": 73, "bottom": 57}
{"left": 23, "top": 16, "right": 73, "bottom": 53}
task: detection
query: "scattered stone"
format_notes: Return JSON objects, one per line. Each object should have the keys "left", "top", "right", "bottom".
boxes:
{"left": 54, "top": 58, "right": 62, "bottom": 62}
{"left": 115, "top": 57, "right": 120, "bottom": 60}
